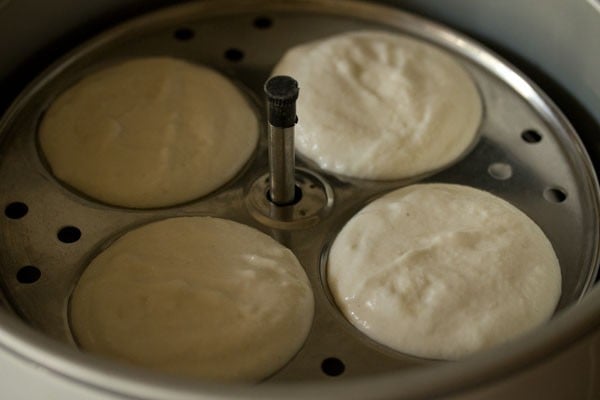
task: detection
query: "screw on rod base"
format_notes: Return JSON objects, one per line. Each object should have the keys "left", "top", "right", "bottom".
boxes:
{"left": 265, "top": 76, "right": 299, "bottom": 206}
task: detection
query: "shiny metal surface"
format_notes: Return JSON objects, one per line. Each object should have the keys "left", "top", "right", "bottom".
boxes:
{"left": 246, "top": 168, "right": 334, "bottom": 231}
{"left": 0, "top": 0, "right": 598, "bottom": 398}
{"left": 268, "top": 125, "right": 296, "bottom": 205}
{"left": 265, "top": 75, "right": 299, "bottom": 206}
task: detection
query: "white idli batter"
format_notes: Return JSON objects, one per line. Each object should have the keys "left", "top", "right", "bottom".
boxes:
{"left": 70, "top": 217, "right": 314, "bottom": 382}
{"left": 40, "top": 57, "right": 258, "bottom": 208}
{"left": 328, "top": 184, "right": 561, "bottom": 359}
{"left": 273, "top": 31, "right": 481, "bottom": 180}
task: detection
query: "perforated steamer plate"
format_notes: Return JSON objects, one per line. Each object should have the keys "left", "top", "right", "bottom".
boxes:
{"left": 0, "top": 0, "right": 598, "bottom": 387}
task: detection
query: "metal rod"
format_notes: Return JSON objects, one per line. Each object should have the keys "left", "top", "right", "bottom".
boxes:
{"left": 268, "top": 125, "right": 296, "bottom": 204}
{"left": 264, "top": 76, "right": 299, "bottom": 206}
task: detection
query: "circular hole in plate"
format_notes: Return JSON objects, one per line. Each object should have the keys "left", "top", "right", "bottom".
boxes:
{"left": 522, "top": 129, "right": 542, "bottom": 143}
{"left": 173, "top": 27, "right": 195, "bottom": 41}
{"left": 266, "top": 185, "right": 303, "bottom": 205}
{"left": 544, "top": 187, "right": 568, "bottom": 203}
{"left": 487, "top": 162, "right": 513, "bottom": 180}
{"left": 4, "top": 202, "right": 28, "bottom": 219}
{"left": 253, "top": 16, "right": 273, "bottom": 29}
{"left": 321, "top": 357, "right": 345, "bottom": 377}
{"left": 17, "top": 265, "right": 41, "bottom": 284}
{"left": 224, "top": 48, "right": 245, "bottom": 62}
{"left": 57, "top": 226, "right": 82, "bottom": 243}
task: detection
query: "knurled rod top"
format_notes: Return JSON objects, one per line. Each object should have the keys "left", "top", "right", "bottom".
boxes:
{"left": 265, "top": 75, "right": 299, "bottom": 128}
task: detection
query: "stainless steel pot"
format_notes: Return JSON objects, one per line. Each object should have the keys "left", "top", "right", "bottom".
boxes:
{"left": 0, "top": 1, "right": 598, "bottom": 399}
